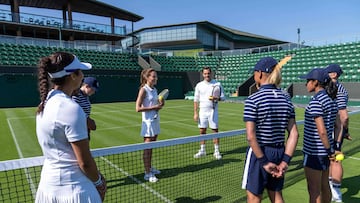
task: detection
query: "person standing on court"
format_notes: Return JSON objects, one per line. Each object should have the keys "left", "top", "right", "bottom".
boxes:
{"left": 136, "top": 68, "right": 163, "bottom": 183}
{"left": 35, "top": 52, "right": 106, "bottom": 202}
{"left": 242, "top": 57, "right": 299, "bottom": 203}
{"left": 72, "top": 76, "right": 99, "bottom": 140}
{"left": 300, "top": 68, "right": 338, "bottom": 203}
{"left": 325, "top": 64, "right": 350, "bottom": 203}
{"left": 193, "top": 66, "right": 226, "bottom": 160}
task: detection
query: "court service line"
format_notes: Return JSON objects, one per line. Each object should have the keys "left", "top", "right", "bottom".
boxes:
{"left": 97, "top": 110, "right": 240, "bottom": 131}
{"left": 100, "top": 156, "right": 173, "bottom": 203}
{"left": 92, "top": 105, "right": 191, "bottom": 114}
{"left": 6, "top": 118, "right": 37, "bottom": 199}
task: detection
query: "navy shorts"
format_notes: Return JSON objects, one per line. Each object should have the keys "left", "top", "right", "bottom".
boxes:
{"left": 303, "top": 154, "right": 330, "bottom": 170}
{"left": 242, "top": 146, "right": 285, "bottom": 195}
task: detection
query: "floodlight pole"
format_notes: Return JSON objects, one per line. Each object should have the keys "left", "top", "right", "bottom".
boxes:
{"left": 297, "top": 28, "right": 300, "bottom": 49}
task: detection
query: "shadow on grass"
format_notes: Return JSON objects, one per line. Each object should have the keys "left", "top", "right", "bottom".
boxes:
{"left": 342, "top": 175, "right": 360, "bottom": 203}
{"left": 107, "top": 145, "right": 247, "bottom": 189}
{"left": 175, "top": 195, "right": 221, "bottom": 203}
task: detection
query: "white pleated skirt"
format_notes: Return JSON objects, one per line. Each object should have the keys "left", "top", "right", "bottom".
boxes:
{"left": 35, "top": 181, "right": 101, "bottom": 203}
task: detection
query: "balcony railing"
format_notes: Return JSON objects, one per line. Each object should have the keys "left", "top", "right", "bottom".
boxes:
{"left": 0, "top": 9, "right": 130, "bottom": 35}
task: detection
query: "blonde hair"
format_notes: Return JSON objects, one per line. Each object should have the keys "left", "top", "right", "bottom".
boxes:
{"left": 140, "top": 68, "right": 156, "bottom": 87}
{"left": 267, "top": 64, "right": 282, "bottom": 87}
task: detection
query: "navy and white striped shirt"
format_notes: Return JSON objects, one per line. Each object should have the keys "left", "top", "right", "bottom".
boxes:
{"left": 243, "top": 84, "right": 295, "bottom": 145}
{"left": 72, "top": 90, "right": 91, "bottom": 117}
{"left": 336, "top": 82, "right": 348, "bottom": 110}
{"left": 303, "top": 90, "right": 338, "bottom": 156}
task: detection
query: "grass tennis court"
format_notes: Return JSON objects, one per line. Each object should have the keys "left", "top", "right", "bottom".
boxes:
{"left": 1, "top": 99, "right": 360, "bottom": 202}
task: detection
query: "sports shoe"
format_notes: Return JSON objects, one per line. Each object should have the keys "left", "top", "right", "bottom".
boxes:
{"left": 331, "top": 184, "right": 342, "bottom": 203}
{"left": 150, "top": 167, "right": 161, "bottom": 175}
{"left": 144, "top": 172, "right": 158, "bottom": 183}
{"left": 194, "top": 150, "right": 206, "bottom": 158}
{"left": 331, "top": 197, "right": 342, "bottom": 203}
{"left": 213, "top": 151, "right": 222, "bottom": 160}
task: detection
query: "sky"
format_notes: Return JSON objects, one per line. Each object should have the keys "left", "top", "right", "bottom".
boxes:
{"left": 1, "top": 0, "right": 360, "bottom": 46}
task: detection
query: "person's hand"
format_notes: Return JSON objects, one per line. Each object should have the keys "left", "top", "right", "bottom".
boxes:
{"left": 273, "top": 161, "right": 288, "bottom": 178}
{"left": 263, "top": 162, "right": 279, "bottom": 177}
{"left": 330, "top": 150, "right": 342, "bottom": 162}
{"left": 95, "top": 173, "right": 107, "bottom": 202}
{"left": 328, "top": 151, "right": 339, "bottom": 162}
{"left": 87, "top": 117, "right": 96, "bottom": 131}
{"left": 208, "top": 96, "right": 219, "bottom": 102}
{"left": 158, "top": 99, "right": 165, "bottom": 107}
{"left": 343, "top": 133, "right": 352, "bottom": 141}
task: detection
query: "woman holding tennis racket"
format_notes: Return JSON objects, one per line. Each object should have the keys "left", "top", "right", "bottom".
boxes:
{"left": 136, "top": 68, "right": 164, "bottom": 183}
{"left": 35, "top": 52, "right": 106, "bottom": 202}
{"left": 242, "top": 57, "right": 299, "bottom": 203}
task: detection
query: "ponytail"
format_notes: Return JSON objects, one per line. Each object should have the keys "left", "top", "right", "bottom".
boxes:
{"left": 36, "top": 52, "right": 74, "bottom": 113}
{"left": 324, "top": 80, "right": 338, "bottom": 100}
{"left": 37, "top": 57, "right": 51, "bottom": 114}
{"left": 267, "top": 65, "right": 282, "bottom": 87}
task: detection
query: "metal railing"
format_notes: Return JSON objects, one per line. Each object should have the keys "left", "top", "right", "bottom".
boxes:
{"left": 0, "top": 9, "right": 130, "bottom": 36}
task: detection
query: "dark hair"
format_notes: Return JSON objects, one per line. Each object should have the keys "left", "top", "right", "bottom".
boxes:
{"left": 319, "top": 80, "right": 338, "bottom": 100}
{"left": 37, "top": 52, "right": 75, "bottom": 114}
{"left": 202, "top": 66, "right": 212, "bottom": 73}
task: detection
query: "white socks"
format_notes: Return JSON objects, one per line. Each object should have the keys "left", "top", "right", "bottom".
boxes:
{"left": 200, "top": 144, "right": 219, "bottom": 152}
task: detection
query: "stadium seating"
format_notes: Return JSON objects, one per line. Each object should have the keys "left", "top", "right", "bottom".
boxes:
{"left": 0, "top": 43, "right": 142, "bottom": 70}
{"left": 1, "top": 41, "right": 360, "bottom": 95}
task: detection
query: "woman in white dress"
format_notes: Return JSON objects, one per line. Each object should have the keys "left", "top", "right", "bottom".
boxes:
{"left": 35, "top": 52, "right": 106, "bottom": 202}
{"left": 135, "top": 68, "right": 164, "bottom": 183}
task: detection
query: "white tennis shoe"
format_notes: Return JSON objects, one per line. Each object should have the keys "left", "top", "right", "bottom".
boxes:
{"left": 213, "top": 151, "right": 222, "bottom": 160}
{"left": 194, "top": 150, "right": 206, "bottom": 158}
{"left": 144, "top": 172, "right": 158, "bottom": 183}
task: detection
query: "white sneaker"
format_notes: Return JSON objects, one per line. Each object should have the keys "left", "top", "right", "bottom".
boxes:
{"left": 331, "top": 197, "right": 342, "bottom": 203}
{"left": 331, "top": 183, "right": 342, "bottom": 202}
{"left": 144, "top": 172, "right": 158, "bottom": 183}
{"left": 213, "top": 151, "right": 222, "bottom": 160}
{"left": 194, "top": 150, "right": 206, "bottom": 158}
{"left": 150, "top": 167, "right": 161, "bottom": 175}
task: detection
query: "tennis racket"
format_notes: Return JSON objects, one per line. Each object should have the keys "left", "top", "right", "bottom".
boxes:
{"left": 209, "top": 84, "right": 221, "bottom": 110}
{"left": 154, "top": 89, "right": 169, "bottom": 119}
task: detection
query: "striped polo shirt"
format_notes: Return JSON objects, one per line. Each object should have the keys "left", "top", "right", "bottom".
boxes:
{"left": 336, "top": 82, "right": 348, "bottom": 110}
{"left": 243, "top": 84, "right": 295, "bottom": 145}
{"left": 303, "top": 90, "right": 338, "bottom": 156}
{"left": 72, "top": 90, "right": 91, "bottom": 117}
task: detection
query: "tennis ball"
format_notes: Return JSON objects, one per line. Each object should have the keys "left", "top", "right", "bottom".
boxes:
{"left": 158, "top": 96, "right": 163, "bottom": 101}
{"left": 335, "top": 153, "right": 344, "bottom": 161}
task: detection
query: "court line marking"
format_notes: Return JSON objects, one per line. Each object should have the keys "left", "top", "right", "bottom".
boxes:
{"left": 100, "top": 156, "right": 173, "bottom": 203}
{"left": 7, "top": 118, "right": 37, "bottom": 199}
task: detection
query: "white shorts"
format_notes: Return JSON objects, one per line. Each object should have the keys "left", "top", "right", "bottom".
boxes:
{"left": 141, "top": 119, "right": 160, "bottom": 137}
{"left": 198, "top": 108, "right": 218, "bottom": 129}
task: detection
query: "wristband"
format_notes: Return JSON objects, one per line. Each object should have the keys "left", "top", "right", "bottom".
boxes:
{"left": 326, "top": 147, "right": 335, "bottom": 156}
{"left": 282, "top": 154, "right": 292, "bottom": 164}
{"left": 93, "top": 174, "right": 102, "bottom": 186}
{"left": 257, "top": 156, "right": 269, "bottom": 166}
{"left": 334, "top": 141, "right": 341, "bottom": 151}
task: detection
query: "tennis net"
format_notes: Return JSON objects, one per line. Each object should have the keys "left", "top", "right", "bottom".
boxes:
{"left": 0, "top": 129, "right": 248, "bottom": 203}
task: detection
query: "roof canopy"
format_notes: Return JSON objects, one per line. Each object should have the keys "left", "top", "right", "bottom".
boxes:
{"left": 0, "top": 0, "right": 143, "bottom": 22}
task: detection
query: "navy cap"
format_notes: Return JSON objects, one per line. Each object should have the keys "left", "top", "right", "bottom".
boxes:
{"left": 299, "top": 68, "right": 329, "bottom": 83}
{"left": 83, "top": 77, "right": 99, "bottom": 91}
{"left": 253, "top": 57, "right": 278, "bottom": 73}
{"left": 325, "top": 64, "right": 343, "bottom": 77}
